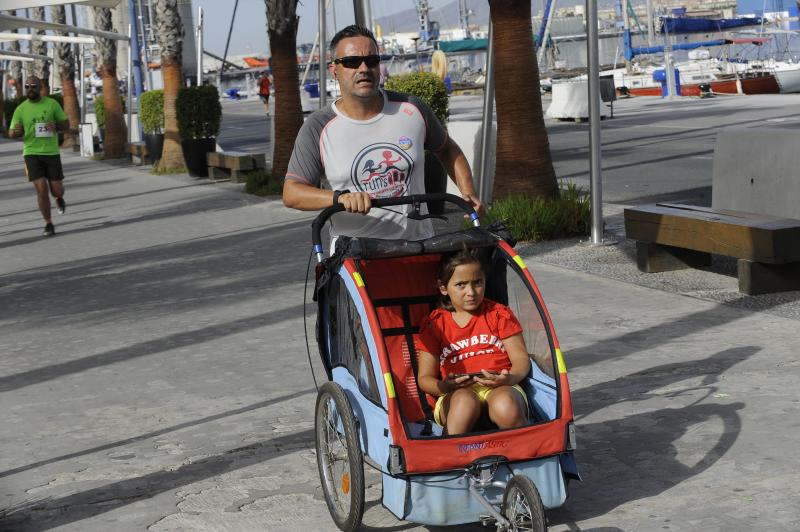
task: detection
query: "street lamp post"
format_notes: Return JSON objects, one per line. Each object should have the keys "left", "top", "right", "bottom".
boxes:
{"left": 411, "top": 36, "right": 420, "bottom": 71}
{"left": 196, "top": 6, "right": 203, "bottom": 86}
{"left": 587, "top": 0, "right": 605, "bottom": 244}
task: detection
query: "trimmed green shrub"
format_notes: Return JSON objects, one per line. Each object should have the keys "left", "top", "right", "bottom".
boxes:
{"left": 482, "top": 183, "right": 591, "bottom": 242}
{"left": 385, "top": 71, "right": 449, "bottom": 124}
{"left": 139, "top": 89, "right": 164, "bottom": 134}
{"left": 244, "top": 170, "right": 282, "bottom": 196}
{"left": 176, "top": 85, "right": 222, "bottom": 139}
{"left": 94, "top": 94, "right": 126, "bottom": 129}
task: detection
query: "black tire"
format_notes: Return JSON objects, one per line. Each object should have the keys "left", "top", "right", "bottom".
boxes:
{"left": 315, "top": 382, "right": 365, "bottom": 532}
{"left": 501, "top": 475, "right": 547, "bottom": 532}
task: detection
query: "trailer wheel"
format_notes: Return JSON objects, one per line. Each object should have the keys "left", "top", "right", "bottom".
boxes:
{"left": 501, "top": 475, "right": 546, "bottom": 531}
{"left": 315, "top": 382, "right": 365, "bottom": 532}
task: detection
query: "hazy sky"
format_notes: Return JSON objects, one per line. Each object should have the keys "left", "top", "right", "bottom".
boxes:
{"left": 193, "top": 0, "right": 451, "bottom": 56}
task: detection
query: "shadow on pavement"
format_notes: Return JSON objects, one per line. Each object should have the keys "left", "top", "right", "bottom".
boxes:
{"left": 0, "top": 303, "right": 305, "bottom": 393}
{"left": 0, "top": 389, "right": 315, "bottom": 480}
{"left": 549, "top": 346, "right": 755, "bottom": 527}
{"left": 0, "top": 220, "right": 311, "bottom": 325}
{"left": 0, "top": 429, "right": 315, "bottom": 531}
{"left": 563, "top": 299, "right": 797, "bottom": 372}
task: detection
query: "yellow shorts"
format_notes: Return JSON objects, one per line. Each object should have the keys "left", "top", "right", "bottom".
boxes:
{"left": 433, "top": 384, "right": 529, "bottom": 426}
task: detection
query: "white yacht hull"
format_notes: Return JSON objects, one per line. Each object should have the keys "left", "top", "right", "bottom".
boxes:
{"left": 775, "top": 68, "right": 800, "bottom": 93}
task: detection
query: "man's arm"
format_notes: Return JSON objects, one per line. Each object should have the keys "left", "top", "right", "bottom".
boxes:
{"left": 7, "top": 122, "right": 24, "bottom": 138}
{"left": 282, "top": 179, "right": 372, "bottom": 213}
{"left": 433, "top": 136, "right": 484, "bottom": 215}
{"left": 7, "top": 110, "right": 24, "bottom": 138}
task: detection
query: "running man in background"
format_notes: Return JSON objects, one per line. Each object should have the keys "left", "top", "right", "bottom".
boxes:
{"left": 258, "top": 71, "right": 272, "bottom": 115}
{"left": 8, "top": 76, "right": 71, "bottom": 237}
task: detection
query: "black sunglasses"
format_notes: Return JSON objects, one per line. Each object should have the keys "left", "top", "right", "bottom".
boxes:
{"left": 333, "top": 55, "right": 380, "bottom": 69}
{"left": 24, "top": 84, "right": 39, "bottom": 89}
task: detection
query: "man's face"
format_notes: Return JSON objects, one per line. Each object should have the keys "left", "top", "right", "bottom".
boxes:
{"left": 25, "top": 78, "right": 41, "bottom": 100}
{"left": 330, "top": 36, "right": 380, "bottom": 101}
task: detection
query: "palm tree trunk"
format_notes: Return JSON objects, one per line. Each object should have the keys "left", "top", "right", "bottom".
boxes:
{"left": 489, "top": 0, "right": 558, "bottom": 200}
{"left": 153, "top": 0, "right": 185, "bottom": 172}
{"left": 265, "top": 0, "right": 303, "bottom": 183}
{"left": 7, "top": 11, "right": 23, "bottom": 97}
{"left": 94, "top": 7, "right": 127, "bottom": 158}
{"left": 30, "top": 7, "right": 51, "bottom": 96}
{"left": 51, "top": 5, "right": 80, "bottom": 147}
{"left": 60, "top": 77, "right": 80, "bottom": 147}
{"left": 267, "top": 26, "right": 303, "bottom": 182}
{"left": 100, "top": 67, "right": 127, "bottom": 157}
{"left": 158, "top": 61, "right": 185, "bottom": 171}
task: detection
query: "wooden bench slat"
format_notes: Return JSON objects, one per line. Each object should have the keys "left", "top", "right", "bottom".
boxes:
{"left": 625, "top": 204, "right": 800, "bottom": 264}
{"left": 207, "top": 151, "right": 266, "bottom": 171}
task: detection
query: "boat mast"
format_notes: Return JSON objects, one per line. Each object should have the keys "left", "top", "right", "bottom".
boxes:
{"left": 622, "top": 0, "right": 632, "bottom": 72}
{"left": 537, "top": 0, "right": 557, "bottom": 68}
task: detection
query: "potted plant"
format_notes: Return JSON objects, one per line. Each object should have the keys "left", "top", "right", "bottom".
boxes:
{"left": 385, "top": 71, "right": 450, "bottom": 214}
{"left": 176, "top": 85, "right": 222, "bottom": 177}
{"left": 139, "top": 89, "right": 164, "bottom": 164}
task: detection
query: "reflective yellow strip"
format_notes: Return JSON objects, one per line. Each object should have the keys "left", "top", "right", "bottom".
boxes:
{"left": 352, "top": 272, "right": 364, "bottom": 287}
{"left": 513, "top": 255, "right": 527, "bottom": 270}
{"left": 556, "top": 348, "right": 567, "bottom": 374}
{"left": 383, "top": 372, "right": 396, "bottom": 398}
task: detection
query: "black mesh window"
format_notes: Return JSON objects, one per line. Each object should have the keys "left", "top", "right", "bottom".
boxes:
{"left": 327, "top": 276, "right": 382, "bottom": 404}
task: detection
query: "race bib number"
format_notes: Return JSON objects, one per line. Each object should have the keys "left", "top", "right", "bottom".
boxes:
{"left": 35, "top": 123, "right": 54, "bottom": 138}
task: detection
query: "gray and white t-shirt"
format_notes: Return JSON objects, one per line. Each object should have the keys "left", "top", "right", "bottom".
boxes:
{"left": 286, "top": 90, "right": 448, "bottom": 241}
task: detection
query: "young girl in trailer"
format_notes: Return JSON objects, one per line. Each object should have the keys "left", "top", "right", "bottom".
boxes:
{"left": 416, "top": 247, "right": 531, "bottom": 435}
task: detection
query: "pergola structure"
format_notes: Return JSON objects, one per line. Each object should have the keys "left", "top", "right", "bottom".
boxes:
{"left": 0, "top": 2, "right": 134, "bottom": 152}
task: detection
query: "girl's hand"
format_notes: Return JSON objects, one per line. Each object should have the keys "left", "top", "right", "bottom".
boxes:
{"left": 443, "top": 373, "right": 475, "bottom": 393}
{"left": 474, "top": 369, "right": 511, "bottom": 388}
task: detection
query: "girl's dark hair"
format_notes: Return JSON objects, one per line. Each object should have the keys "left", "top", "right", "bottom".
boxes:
{"left": 329, "top": 24, "right": 379, "bottom": 55}
{"left": 436, "top": 247, "right": 488, "bottom": 311}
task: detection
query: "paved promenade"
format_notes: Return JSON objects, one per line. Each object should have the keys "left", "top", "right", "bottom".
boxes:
{"left": 1, "top": 121, "right": 799, "bottom": 531}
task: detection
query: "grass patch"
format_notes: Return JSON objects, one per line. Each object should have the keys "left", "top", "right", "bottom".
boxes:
{"left": 482, "top": 182, "right": 591, "bottom": 242}
{"left": 244, "top": 170, "right": 282, "bottom": 197}
{"left": 150, "top": 164, "right": 188, "bottom": 175}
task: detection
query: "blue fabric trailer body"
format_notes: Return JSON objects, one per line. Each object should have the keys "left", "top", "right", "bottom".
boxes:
{"left": 381, "top": 456, "right": 567, "bottom": 526}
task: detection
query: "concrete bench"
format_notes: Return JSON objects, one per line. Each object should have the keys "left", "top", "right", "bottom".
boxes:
{"left": 207, "top": 151, "right": 267, "bottom": 183}
{"left": 624, "top": 203, "right": 800, "bottom": 295}
{"left": 127, "top": 141, "right": 148, "bottom": 166}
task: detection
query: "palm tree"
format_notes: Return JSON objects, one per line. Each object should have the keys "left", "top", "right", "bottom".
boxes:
{"left": 265, "top": 0, "right": 304, "bottom": 182}
{"left": 7, "top": 11, "right": 23, "bottom": 97}
{"left": 93, "top": 7, "right": 127, "bottom": 158}
{"left": 153, "top": 0, "right": 186, "bottom": 171}
{"left": 51, "top": 5, "right": 80, "bottom": 147}
{"left": 489, "top": 0, "right": 558, "bottom": 200}
{"left": 30, "top": 7, "right": 51, "bottom": 95}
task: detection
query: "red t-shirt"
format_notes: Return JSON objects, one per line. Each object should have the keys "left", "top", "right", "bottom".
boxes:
{"left": 258, "top": 76, "right": 271, "bottom": 95}
{"left": 416, "top": 299, "right": 523, "bottom": 378}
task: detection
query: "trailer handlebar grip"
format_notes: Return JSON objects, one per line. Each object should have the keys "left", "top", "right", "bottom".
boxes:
{"left": 311, "top": 192, "right": 479, "bottom": 254}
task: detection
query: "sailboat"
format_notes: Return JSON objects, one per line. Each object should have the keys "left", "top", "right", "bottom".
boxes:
{"left": 613, "top": 9, "right": 780, "bottom": 96}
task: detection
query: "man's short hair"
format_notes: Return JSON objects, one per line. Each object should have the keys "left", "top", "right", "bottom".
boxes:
{"left": 329, "top": 24, "right": 378, "bottom": 56}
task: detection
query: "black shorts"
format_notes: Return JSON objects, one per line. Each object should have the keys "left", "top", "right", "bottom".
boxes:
{"left": 24, "top": 154, "right": 64, "bottom": 182}
{"left": 259, "top": 93, "right": 270, "bottom": 103}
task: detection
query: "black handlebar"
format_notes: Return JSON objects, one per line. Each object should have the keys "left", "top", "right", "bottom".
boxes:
{"left": 311, "top": 192, "right": 479, "bottom": 255}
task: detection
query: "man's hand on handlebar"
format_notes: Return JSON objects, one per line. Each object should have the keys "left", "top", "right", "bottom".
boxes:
{"left": 338, "top": 191, "right": 372, "bottom": 214}
{"left": 462, "top": 192, "right": 485, "bottom": 217}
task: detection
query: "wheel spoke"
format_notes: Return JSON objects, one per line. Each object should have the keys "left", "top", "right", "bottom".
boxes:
{"left": 507, "top": 487, "right": 534, "bottom": 531}
{"left": 320, "top": 397, "right": 352, "bottom": 515}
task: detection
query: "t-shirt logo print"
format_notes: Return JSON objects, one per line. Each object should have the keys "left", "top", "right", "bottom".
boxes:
{"left": 350, "top": 143, "right": 414, "bottom": 198}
